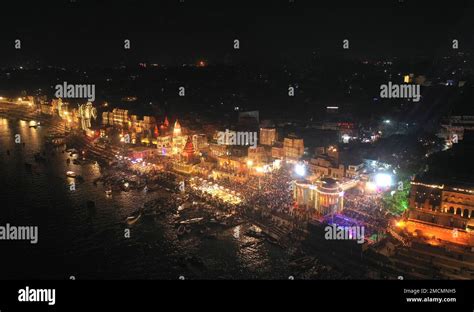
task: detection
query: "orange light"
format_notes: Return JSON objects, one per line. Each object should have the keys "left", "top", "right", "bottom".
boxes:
{"left": 395, "top": 220, "right": 405, "bottom": 228}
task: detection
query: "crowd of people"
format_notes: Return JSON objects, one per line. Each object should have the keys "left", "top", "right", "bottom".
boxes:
{"left": 343, "top": 192, "right": 390, "bottom": 236}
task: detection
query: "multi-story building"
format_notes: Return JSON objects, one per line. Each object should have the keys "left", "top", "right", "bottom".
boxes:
{"left": 404, "top": 180, "right": 474, "bottom": 246}
{"left": 346, "top": 164, "right": 364, "bottom": 179}
{"left": 310, "top": 156, "right": 345, "bottom": 179}
{"left": 283, "top": 135, "right": 304, "bottom": 160}
{"left": 260, "top": 128, "right": 277, "bottom": 146}
{"left": 247, "top": 146, "right": 267, "bottom": 164}
{"left": 439, "top": 115, "right": 474, "bottom": 144}
{"left": 192, "top": 134, "right": 209, "bottom": 152}
{"left": 112, "top": 109, "right": 129, "bottom": 127}
{"left": 409, "top": 181, "right": 474, "bottom": 226}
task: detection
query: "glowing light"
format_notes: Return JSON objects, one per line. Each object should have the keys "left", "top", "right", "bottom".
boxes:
{"left": 246, "top": 160, "right": 253, "bottom": 167}
{"left": 395, "top": 220, "right": 406, "bottom": 228}
{"left": 294, "top": 164, "right": 306, "bottom": 177}
{"left": 375, "top": 173, "right": 392, "bottom": 188}
{"left": 342, "top": 134, "right": 350, "bottom": 143}
{"left": 366, "top": 182, "right": 377, "bottom": 192}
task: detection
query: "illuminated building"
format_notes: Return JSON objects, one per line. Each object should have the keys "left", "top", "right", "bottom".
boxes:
{"left": 260, "top": 128, "right": 276, "bottom": 146}
{"left": 172, "top": 119, "right": 186, "bottom": 153}
{"left": 310, "top": 146, "right": 344, "bottom": 179}
{"left": 40, "top": 102, "right": 54, "bottom": 115}
{"left": 247, "top": 146, "right": 267, "bottom": 164}
{"left": 294, "top": 178, "right": 344, "bottom": 216}
{"left": 113, "top": 109, "right": 129, "bottom": 126}
{"left": 283, "top": 135, "right": 304, "bottom": 160}
{"left": 209, "top": 143, "right": 228, "bottom": 157}
{"left": 173, "top": 161, "right": 195, "bottom": 175}
{"left": 310, "top": 157, "right": 345, "bottom": 179}
{"left": 129, "top": 146, "right": 156, "bottom": 159}
{"left": 173, "top": 119, "right": 182, "bottom": 136}
{"left": 78, "top": 102, "right": 97, "bottom": 131}
{"left": 346, "top": 164, "right": 364, "bottom": 179}
{"left": 102, "top": 109, "right": 130, "bottom": 127}
{"left": 271, "top": 144, "right": 284, "bottom": 159}
{"left": 403, "top": 74, "right": 414, "bottom": 83}
{"left": 192, "top": 134, "right": 208, "bottom": 152}
{"left": 405, "top": 181, "right": 474, "bottom": 246}
{"left": 156, "top": 135, "right": 172, "bottom": 155}
{"left": 410, "top": 182, "right": 474, "bottom": 225}
{"left": 182, "top": 136, "right": 195, "bottom": 161}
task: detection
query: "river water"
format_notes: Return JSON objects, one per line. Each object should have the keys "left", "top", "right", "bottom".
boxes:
{"left": 0, "top": 117, "right": 293, "bottom": 280}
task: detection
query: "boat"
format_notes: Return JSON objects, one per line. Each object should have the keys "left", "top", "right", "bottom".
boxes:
{"left": 126, "top": 210, "right": 142, "bottom": 225}
{"left": 177, "top": 225, "right": 186, "bottom": 236}
{"left": 179, "top": 217, "right": 204, "bottom": 225}
{"left": 66, "top": 171, "right": 77, "bottom": 178}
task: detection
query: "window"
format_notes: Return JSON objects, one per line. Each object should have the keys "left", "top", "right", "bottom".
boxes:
{"left": 463, "top": 209, "right": 469, "bottom": 218}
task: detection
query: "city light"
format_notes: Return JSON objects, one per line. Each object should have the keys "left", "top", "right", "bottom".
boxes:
{"left": 294, "top": 163, "right": 306, "bottom": 177}
{"left": 375, "top": 173, "right": 393, "bottom": 188}
{"left": 366, "top": 182, "right": 377, "bottom": 192}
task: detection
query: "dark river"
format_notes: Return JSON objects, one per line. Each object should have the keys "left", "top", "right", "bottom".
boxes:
{"left": 0, "top": 117, "right": 293, "bottom": 280}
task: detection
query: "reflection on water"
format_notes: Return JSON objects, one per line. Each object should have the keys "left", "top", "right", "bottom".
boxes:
{"left": 0, "top": 117, "right": 291, "bottom": 280}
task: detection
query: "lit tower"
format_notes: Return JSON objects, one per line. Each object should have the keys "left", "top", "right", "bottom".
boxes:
{"left": 173, "top": 119, "right": 182, "bottom": 137}
{"left": 182, "top": 136, "right": 195, "bottom": 162}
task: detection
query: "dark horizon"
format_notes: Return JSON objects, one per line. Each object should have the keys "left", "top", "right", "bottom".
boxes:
{"left": 0, "top": 0, "right": 473, "bottom": 67}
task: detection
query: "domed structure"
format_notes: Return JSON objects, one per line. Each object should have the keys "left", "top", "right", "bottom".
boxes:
{"left": 294, "top": 178, "right": 344, "bottom": 216}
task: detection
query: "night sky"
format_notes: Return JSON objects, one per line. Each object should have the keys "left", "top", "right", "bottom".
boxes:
{"left": 0, "top": 0, "right": 473, "bottom": 66}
